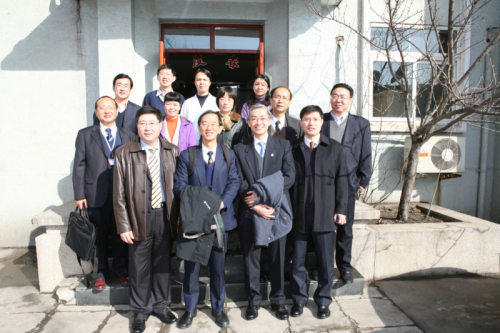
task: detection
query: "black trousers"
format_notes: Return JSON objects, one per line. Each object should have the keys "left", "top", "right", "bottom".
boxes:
{"left": 335, "top": 195, "right": 356, "bottom": 274}
{"left": 129, "top": 206, "right": 171, "bottom": 320}
{"left": 87, "top": 193, "right": 127, "bottom": 279}
{"left": 290, "top": 224, "right": 334, "bottom": 306}
{"left": 238, "top": 217, "right": 286, "bottom": 305}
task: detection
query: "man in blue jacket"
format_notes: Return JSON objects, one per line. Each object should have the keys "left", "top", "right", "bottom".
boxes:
{"left": 321, "top": 83, "right": 372, "bottom": 284}
{"left": 143, "top": 64, "right": 185, "bottom": 113}
{"left": 174, "top": 111, "right": 240, "bottom": 329}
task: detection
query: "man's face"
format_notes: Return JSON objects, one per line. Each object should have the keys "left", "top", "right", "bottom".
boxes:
{"left": 113, "top": 78, "right": 132, "bottom": 101}
{"left": 330, "top": 87, "right": 353, "bottom": 115}
{"left": 164, "top": 101, "right": 181, "bottom": 119}
{"left": 198, "top": 113, "right": 222, "bottom": 142}
{"left": 300, "top": 111, "right": 324, "bottom": 137}
{"left": 95, "top": 97, "right": 118, "bottom": 126}
{"left": 195, "top": 72, "right": 211, "bottom": 95}
{"left": 157, "top": 69, "right": 176, "bottom": 89}
{"left": 137, "top": 114, "right": 162, "bottom": 145}
{"left": 248, "top": 107, "right": 271, "bottom": 136}
{"left": 270, "top": 87, "right": 292, "bottom": 115}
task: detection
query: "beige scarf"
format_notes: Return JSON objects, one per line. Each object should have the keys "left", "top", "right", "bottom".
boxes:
{"left": 162, "top": 116, "right": 182, "bottom": 146}
{"left": 220, "top": 111, "right": 232, "bottom": 131}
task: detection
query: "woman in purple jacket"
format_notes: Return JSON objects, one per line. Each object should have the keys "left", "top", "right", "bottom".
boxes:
{"left": 240, "top": 74, "right": 272, "bottom": 120}
{"left": 160, "top": 92, "right": 196, "bottom": 151}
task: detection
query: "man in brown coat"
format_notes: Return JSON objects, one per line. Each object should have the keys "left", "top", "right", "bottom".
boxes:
{"left": 114, "top": 105, "right": 180, "bottom": 333}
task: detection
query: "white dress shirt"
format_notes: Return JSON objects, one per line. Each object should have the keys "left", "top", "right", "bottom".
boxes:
{"left": 271, "top": 114, "right": 286, "bottom": 131}
{"left": 117, "top": 100, "right": 128, "bottom": 113}
{"left": 304, "top": 135, "right": 320, "bottom": 149}
{"left": 331, "top": 112, "right": 349, "bottom": 125}
{"left": 140, "top": 139, "right": 165, "bottom": 202}
{"left": 202, "top": 144, "right": 217, "bottom": 164}
{"left": 253, "top": 133, "right": 269, "bottom": 155}
{"left": 99, "top": 123, "right": 118, "bottom": 140}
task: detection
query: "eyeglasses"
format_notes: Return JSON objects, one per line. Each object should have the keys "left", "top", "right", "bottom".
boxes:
{"left": 249, "top": 117, "right": 270, "bottom": 123}
{"left": 272, "top": 95, "right": 289, "bottom": 101}
{"left": 137, "top": 121, "right": 160, "bottom": 127}
{"left": 115, "top": 83, "right": 130, "bottom": 89}
{"left": 200, "top": 122, "right": 220, "bottom": 128}
{"left": 97, "top": 106, "right": 117, "bottom": 111}
{"left": 158, "top": 72, "right": 173, "bottom": 77}
{"left": 331, "top": 94, "right": 350, "bottom": 101}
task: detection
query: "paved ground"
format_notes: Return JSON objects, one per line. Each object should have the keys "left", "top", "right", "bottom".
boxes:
{"left": 1, "top": 248, "right": 499, "bottom": 333}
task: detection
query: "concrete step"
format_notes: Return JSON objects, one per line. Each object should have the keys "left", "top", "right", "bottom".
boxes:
{"left": 75, "top": 253, "right": 364, "bottom": 305}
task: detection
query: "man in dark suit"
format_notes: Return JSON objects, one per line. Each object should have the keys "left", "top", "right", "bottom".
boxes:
{"left": 321, "top": 83, "right": 372, "bottom": 284}
{"left": 114, "top": 106, "right": 180, "bottom": 333}
{"left": 93, "top": 74, "right": 141, "bottom": 135}
{"left": 233, "top": 104, "right": 296, "bottom": 321}
{"left": 143, "top": 64, "right": 186, "bottom": 113}
{"left": 289, "top": 105, "right": 348, "bottom": 319}
{"left": 173, "top": 111, "right": 239, "bottom": 329}
{"left": 73, "top": 96, "right": 136, "bottom": 291}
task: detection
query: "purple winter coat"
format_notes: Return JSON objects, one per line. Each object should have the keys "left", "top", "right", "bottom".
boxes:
{"left": 160, "top": 116, "right": 197, "bottom": 152}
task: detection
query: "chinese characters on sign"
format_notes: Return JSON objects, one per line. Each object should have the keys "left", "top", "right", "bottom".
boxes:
{"left": 192, "top": 54, "right": 207, "bottom": 68}
{"left": 225, "top": 55, "right": 240, "bottom": 70}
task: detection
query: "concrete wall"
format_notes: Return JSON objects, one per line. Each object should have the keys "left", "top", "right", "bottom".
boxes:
{"left": 0, "top": 0, "right": 98, "bottom": 247}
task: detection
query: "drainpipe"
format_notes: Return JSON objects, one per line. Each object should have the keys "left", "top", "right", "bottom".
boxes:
{"left": 337, "top": 37, "right": 347, "bottom": 83}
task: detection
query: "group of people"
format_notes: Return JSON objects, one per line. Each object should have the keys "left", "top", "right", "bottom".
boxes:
{"left": 73, "top": 64, "right": 372, "bottom": 333}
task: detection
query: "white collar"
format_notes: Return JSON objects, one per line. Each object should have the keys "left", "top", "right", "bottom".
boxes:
{"left": 331, "top": 112, "right": 349, "bottom": 124}
{"left": 99, "top": 123, "right": 117, "bottom": 137}
{"left": 304, "top": 135, "right": 320, "bottom": 149}
{"left": 202, "top": 143, "right": 218, "bottom": 163}
{"left": 272, "top": 113, "right": 286, "bottom": 127}
{"left": 140, "top": 139, "right": 160, "bottom": 151}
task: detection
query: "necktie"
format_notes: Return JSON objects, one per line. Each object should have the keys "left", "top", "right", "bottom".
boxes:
{"left": 106, "top": 128, "right": 114, "bottom": 149}
{"left": 310, "top": 141, "right": 315, "bottom": 150}
{"left": 275, "top": 120, "right": 281, "bottom": 132}
{"left": 208, "top": 151, "right": 214, "bottom": 165}
{"left": 148, "top": 147, "right": 162, "bottom": 209}
{"left": 258, "top": 141, "right": 266, "bottom": 158}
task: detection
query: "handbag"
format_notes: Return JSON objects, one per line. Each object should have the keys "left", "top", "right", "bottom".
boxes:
{"left": 65, "top": 206, "right": 99, "bottom": 287}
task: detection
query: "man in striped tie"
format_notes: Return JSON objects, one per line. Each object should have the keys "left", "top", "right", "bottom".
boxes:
{"left": 114, "top": 106, "right": 180, "bottom": 333}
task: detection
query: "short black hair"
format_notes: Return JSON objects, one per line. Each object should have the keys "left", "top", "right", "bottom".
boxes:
{"left": 300, "top": 105, "right": 324, "bottom": 119}
{"left": 270, "top": 86, "right": 293, "bottom": 101}
{"left": 198, "top": 110, "right": 222, "bottom": 126}
{"left": 136, "top": 105, "right": 162, "bottom": 123}
{"left": 216, "top": 86, "right": 238, "bottom": 112}
{"left": 113, "top": 73, "right": 133, "bottom": 88}
{"left": 330, "top": 83, "right": 354, "bottom": 97}
{"left": 163, "top": 91, "right": 181, "bottom": 104}
{"left": 95, "top": 96, "right": 118, "bottom": 110}
{"left": 194, "top": 67, "right": 212, "bottom": 82}
{"left": 157, "top": 64, "right": 176, "bottom": 76}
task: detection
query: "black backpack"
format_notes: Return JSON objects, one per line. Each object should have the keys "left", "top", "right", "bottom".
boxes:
{"left": 187, "top": 145, "right": 231, "bottom": 176}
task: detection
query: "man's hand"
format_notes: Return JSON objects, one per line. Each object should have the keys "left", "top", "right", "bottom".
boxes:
{"left": 244, "top": 191, "right": 260, "bottom": 207}
{"left": 253, "top": 204, "right": 275, "bottom": 220}
{"left": 120, "top": 231, "right": 134, "bottom": 244}
{"left": 220, "top": 202, "right": 225, "bottom": 210}
{"left": 334, "top": 214, "right": 347, "bottom": 225}
{"left": 75, "top": 198, "right": 87, "bottom": 210}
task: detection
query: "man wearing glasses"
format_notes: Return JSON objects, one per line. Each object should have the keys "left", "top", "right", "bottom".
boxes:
{"left": 143, "top": 64, "right": 186, "bottom": 113}
{"left": 73, "top": 96, "right": 136, "bottom": 291}
{"left": 233, "top": 104, "right": 296, "bottom": 321}
{"left": 268, "top": 87, "right": 303, "bottom": 142}
{"left": 114, "top": 106, "right": 180, "bottom": 333}
{"left": 321, "top": 83, "right": 372, "bottom": 285}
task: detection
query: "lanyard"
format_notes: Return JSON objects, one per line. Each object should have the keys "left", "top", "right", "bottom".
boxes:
{"left": 104, "top": 130, "right": 116, "bottom": 153}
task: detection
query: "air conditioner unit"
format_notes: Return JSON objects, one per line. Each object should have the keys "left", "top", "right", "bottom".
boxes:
{"left": 404, "top": 136, "right": 466, "bottom": 173}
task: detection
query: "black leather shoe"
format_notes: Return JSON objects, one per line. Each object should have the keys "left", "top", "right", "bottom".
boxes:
{"left": 341, "top": 271, "right": 354, "bottom": 284}
{"left": 130, "top": 319, "right": 146, "bottom": 333}
{"left": 212, "top": 310, "right": 229, "bottom": 327}
{"left": 245, "top": 305, "right": 260, "bottom": 320}
{"left": 271, "top": 304, "right": 289, "bottom": 320}
{"left": 152, "top": 309, "right": 177, "bottom": 324}
{"left": 177, "top": 310, "right": 197, "bottom": 329}
{"left": 290, "top": 303, "right": 304, "bottom": 317}
{"left": 317, "top": 305, "right": 331, "bottom": 319}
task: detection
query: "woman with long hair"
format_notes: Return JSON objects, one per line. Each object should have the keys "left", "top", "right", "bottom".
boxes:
{"left": 240, "top": 74, "right": 272, "bottom": 120}
{"left": 216, "top": 86, "right": 251, "bottom": 148}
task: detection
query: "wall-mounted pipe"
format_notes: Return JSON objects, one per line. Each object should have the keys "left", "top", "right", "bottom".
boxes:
{"left": 336, "top": 36, "right": 347, "bottom": 83}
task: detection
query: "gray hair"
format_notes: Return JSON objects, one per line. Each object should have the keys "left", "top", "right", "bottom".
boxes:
{"left": 248, "top": 103, "right": 272, "bottom": 119}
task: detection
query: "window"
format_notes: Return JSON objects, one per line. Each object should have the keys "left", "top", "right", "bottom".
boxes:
{"left": 369, "top": 26, "right": 454, "bottom": 125}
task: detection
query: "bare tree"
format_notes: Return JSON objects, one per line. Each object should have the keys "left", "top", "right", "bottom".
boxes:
{"left": 307, "top": 0, "right": 500, "bottom": 221}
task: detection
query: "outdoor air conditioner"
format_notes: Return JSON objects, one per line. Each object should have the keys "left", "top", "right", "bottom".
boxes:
{"left": 404, "top": 136, "right": 466, "bottom": 173}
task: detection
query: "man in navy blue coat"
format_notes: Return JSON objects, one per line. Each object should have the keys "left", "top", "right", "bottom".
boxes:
{"left": 321, "top": 83, "right": 372, "bottom": 284}
{"left": 143, "top": 64, "right": 186, "bottom": 114}
{"left": 93, "top": 74, "right": 140, "bottom": 135}
{"left": 174, "top": 111, "right": 239, "bottom": 329}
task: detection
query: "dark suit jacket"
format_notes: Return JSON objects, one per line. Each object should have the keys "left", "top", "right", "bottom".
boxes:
{"left": 233, "top": 135, "right": 296, "bottom": 217}
{"left": 268, "top": 113, "right": 303, "bottom": 142}
{"left": 93, "top": 101, "right": 141, "bottom": 135}
{"left": 289, "top": 134, "right": 348, "bottom": 233}
{"left": 174, "top": 144, "right": 240, "bottom": 231}
{"left": 321, "top": 112, "right": 372, "bottom": 196}
{"left": 73, "top": 125, "right": 136, "bottom": 208}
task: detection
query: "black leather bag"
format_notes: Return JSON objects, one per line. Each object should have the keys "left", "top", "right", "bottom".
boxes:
{"left": 66, "top": 207, "right": 97, "bottom": 261}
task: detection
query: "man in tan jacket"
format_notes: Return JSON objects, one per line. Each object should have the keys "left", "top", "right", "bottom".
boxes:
{"left": 113, "top": 105, "right": 180, "bottom": 333}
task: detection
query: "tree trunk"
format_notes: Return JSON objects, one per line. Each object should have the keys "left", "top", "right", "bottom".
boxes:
{"left": 397, "top": 141, "right": 422, "bottom": 221}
